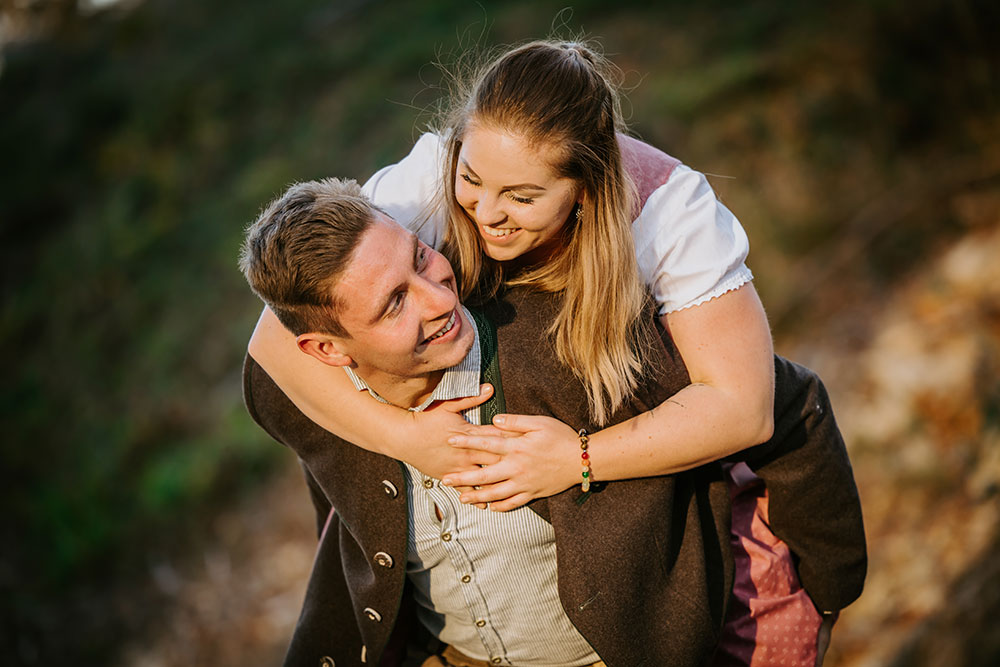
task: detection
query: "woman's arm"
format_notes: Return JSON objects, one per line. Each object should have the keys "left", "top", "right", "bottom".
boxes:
{"left": 443, "top": 283, "right": 775, "bottom": 510}
{"left": 597, "top": 281, "right": 775, "bottom": 470}
{"left": 247, "top": 307, "right": 499, "bottom": 479}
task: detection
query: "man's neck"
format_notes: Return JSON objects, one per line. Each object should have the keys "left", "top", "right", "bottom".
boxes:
{"left": 354, "top": 367, "right": 445, "bottom": 410}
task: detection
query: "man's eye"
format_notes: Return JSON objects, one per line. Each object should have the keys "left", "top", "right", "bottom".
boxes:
{"left": 389, "top": 292, "right": 405, "bottom": 315}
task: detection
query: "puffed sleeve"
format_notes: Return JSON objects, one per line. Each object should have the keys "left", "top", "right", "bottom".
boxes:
{"left": 632, "top": 164, "right": 754, "bottom": 315}
{"left": 362, "top": 132, "right": 448, "bottom": 248}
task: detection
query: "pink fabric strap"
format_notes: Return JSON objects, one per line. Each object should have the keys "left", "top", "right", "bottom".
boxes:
{"left": 617, "top": 133, "right": 681, "bottom": 216}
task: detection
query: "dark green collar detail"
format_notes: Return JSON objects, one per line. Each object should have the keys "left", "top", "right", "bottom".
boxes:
{"left": 468, "top": 307, "right": 506, "bottom": 425}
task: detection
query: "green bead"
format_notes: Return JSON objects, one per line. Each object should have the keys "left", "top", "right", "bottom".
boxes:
{"left": 582, "top": 471, "right": 590, "bottom": 478}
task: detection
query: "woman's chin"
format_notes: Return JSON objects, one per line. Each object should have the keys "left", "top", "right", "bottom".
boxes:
{"left": 482, "top": 244, "right": 521, "bottom": 262}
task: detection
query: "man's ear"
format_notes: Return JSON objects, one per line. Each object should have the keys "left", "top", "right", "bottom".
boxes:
{"left": 296, "top": 333, "right": 354, "bottom": 367}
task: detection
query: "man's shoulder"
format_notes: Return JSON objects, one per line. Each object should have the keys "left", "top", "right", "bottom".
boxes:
{"left": 242, "top": 353, "right": 284, "bottom": 436}
{"left": 241, "top": 352, "right": 329, "bottom": 447}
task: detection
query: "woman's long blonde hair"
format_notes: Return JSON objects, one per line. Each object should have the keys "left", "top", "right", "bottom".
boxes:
{"left": 436, "top": 40, "right": 650, "bottom": 425}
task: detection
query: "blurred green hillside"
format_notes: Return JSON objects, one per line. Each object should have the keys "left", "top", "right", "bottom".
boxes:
{"left": 1, "top": 0, "right": 997, "bottom": 664}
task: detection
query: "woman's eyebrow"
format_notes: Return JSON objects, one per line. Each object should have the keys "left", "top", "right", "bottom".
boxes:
{"left": 459, "top": 158, "right": 546, "bottom": 191}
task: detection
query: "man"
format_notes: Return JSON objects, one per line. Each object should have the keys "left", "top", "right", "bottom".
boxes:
{"left": 239, "top": 179, "right": 865, "bottom": 667}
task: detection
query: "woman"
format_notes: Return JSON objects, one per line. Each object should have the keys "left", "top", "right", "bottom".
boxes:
{"left": 250, "top": 40, "right": 862, "bottom": 665}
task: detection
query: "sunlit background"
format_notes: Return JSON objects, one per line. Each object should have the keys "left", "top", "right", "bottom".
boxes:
{"left": 2, "top": 0, "right": 998, "bottom": 664}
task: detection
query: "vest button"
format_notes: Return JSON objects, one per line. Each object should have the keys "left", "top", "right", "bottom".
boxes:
{"left": 373, "top": 551, "right": 394, "bottom": 568}
{"left": 441, "top": 532, "right": 452, "bottom": 542}
{"left": 423, "top": 478, "right": 434, "bottom": 489}
{"left": 381, "top": 480, "right": 398, "bottom": 498}
{"left": 320, "top": 657, "right": 335, "bottom": 667}
{"left": 363, "top": 607, "right": 382, "bottom": 622}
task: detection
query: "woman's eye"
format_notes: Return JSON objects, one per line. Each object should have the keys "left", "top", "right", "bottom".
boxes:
{"left": 460, "top": 173, "right": 480, "bottom": 186}
{"left": 508, "top": 193, "right": 534, "bottom": 205}
{"left": 417, "top": 247, "right": 428, "bottom": 269}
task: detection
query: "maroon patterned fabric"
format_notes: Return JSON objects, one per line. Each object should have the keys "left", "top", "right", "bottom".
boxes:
{"left": 713, "top": 464, "right": 823, "bottom": 666}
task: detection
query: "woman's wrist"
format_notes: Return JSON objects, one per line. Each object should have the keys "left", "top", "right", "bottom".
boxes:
{"left": 382, "top": 408, "right": 421, "bottom": 460}
{"left": 572, "top": 426, "right": 622, "bottom": 486}
{"left": 577, "top": 429, "right": 593, "bottom": 492}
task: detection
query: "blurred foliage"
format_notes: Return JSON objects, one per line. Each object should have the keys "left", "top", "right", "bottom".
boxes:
{"left": 0, "top": 0, "right": 997, "bottom": 663}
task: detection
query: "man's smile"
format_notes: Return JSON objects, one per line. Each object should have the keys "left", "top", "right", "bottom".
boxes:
{"left": 423, "top": 309, "right": 458, "bottom": 344}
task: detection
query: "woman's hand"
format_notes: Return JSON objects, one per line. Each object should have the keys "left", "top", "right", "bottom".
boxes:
{"left": 441, "top": 414, "right": 582, "bottom": 512}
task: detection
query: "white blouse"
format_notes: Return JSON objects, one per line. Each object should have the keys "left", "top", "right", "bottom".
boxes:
{"left": 362, "top": 132, "right": 753, "bottom": 315}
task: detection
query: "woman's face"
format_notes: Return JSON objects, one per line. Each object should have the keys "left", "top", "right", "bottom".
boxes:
{"left": 454, "top": 123, "right": 582, "bottom": 264}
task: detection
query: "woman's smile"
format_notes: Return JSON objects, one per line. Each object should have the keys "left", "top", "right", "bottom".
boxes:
{"left": 480, "top": 224, "right": 521, "bottom": 240}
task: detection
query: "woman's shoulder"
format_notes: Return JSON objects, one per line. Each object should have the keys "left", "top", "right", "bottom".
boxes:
{"left": 362, "top": 132, "right": 444, "bottom": 197}
{"left": 621, "top": 136, "right": 752, "bottom": 314}
{"left": 618, "top": 133, "right": 682, "bottom": 210}
{"left": 362, "top": 131, "right": 447, "bottom": 245}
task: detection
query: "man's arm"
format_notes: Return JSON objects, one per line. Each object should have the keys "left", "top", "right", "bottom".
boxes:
{"left": 301, "top": 461, "right": 333, "bottom": 539}
{"left": 243, "top": 352, "right": 333, "bottom": 538}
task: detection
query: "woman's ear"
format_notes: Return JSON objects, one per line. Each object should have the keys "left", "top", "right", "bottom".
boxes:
{"left": 296, "top": 333, "right": 353, "bottom": 367}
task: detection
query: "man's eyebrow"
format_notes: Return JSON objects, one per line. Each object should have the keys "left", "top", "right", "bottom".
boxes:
{"left": 459, "top": 158, "right": 546, "bottom": 192}
{"left": 411, "top": 233, "right": 421, "bottom": 269}
{"left": 369, "top": 233, "right": 418, "bottom": 324}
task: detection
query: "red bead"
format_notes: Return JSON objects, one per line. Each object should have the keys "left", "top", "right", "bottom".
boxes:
{"left": 581, "top": 452, "right": 589, "bottom": 460}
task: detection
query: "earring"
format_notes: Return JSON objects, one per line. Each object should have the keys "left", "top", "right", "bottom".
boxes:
{"left": 575, "top": 205, "right": 583, "bottom": 222}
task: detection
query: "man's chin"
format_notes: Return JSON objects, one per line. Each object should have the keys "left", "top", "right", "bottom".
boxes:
{"left": 439, "top": 312, "right": 476, "bottom": 367}
{"left": 446, "top": 323, "right": 475, "bottom": 364}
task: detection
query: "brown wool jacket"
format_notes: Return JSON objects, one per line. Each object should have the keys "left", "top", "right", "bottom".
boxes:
{"left": 242, "top": 288, "right": 866, "bottom": 667}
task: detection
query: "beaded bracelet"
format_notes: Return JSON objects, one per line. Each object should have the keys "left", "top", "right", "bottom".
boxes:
{"left": 578, "top": 428, "right": 592, "bottom": 492}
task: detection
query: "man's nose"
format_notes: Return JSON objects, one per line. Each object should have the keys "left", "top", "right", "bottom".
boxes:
{"left": 416, "top": 272, "right": 456, "bottom": 317}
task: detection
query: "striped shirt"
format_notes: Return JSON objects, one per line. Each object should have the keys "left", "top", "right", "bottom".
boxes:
{"left": 343, "top": 307, "right": 600, "bottom": 666}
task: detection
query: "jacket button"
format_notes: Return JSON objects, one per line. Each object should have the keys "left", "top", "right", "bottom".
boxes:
{"left": 373, "top": 551, "right": 394, "bottom": 568}
{"left": 381, "top": 480, "right": 398, "bottom": 498}
{"left": 422, "top": 478, "right": 434, "bottom": 489}
{"left": 320, "top": 658, "right": 335, "bottom": 667}
{"left": 363, "top": 607, "right": 382, "bottom": 622}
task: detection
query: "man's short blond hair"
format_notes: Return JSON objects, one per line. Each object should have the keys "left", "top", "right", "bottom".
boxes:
{"left": 239, "top": 178, "right": 377, "bottom": 336}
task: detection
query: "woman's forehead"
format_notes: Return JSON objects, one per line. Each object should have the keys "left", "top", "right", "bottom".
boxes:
{"left": 459, "top": 123, "right": 567, "bottom": 182}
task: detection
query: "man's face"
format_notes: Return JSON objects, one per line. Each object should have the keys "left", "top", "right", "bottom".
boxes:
{"left": 330, "top": 213, "right": 475, "bottom": 384}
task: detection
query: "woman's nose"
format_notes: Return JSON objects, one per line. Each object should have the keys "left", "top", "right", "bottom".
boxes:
{"left": 475, "top": 195, "right": 505, "bottom": 225}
